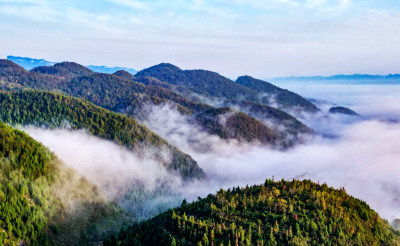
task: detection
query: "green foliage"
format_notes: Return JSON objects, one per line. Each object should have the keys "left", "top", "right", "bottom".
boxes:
{"left": 0, "top": 122, "right": 54, "bottom": 180}
{"left": 0, "top": 122, "right": 132, "bottom": 245}
{"left": 0, "top": 123, "right": 55, "bottom": 245}
{"left": 0, "top": 90, "right": 205, "bottom": 179}
{"left": 105, "top": 179, "right": 400, "bottom": 246}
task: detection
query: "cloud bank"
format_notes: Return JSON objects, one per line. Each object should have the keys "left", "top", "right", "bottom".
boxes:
{"left": 22, "top": 83, "right": 400, "bottom": 224}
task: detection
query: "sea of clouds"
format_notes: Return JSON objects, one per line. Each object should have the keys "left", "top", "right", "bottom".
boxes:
{"left": 23, "top": 82, "right": 400, "bottom": 223}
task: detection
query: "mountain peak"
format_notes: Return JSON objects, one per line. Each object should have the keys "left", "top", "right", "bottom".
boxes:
{"left": 54, "top": 61, "right": 93, "bottom": 72}
{"left": 0, "top": 59, "right": 26, "bottom": 69}
{"left": 113, "top": 70, "right": 135, "bottom": 80}
{"left": 329, "top": 106, "right": 359, "bottom": 116}
{"left": 236, "top": 75, "right": 278, "bottom": 90}
{"left": 0, "top": 59, "right": 28, "bottom": 75}
{"left": 32, "top": 61, "right": 94, "bottom": 78}
{"left": 155, "top": 63, "right": 181, "bottom": 70}
{"left": 137, "top": 63, "right": 182, "bottom": 75}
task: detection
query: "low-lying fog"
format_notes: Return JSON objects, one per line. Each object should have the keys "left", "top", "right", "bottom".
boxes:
{"left": 24, "top": 83, "right": 400, "bottom": 223}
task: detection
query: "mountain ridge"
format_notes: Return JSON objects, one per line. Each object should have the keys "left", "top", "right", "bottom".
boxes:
{"left": 0, "top": 59, "right": 312, "bottom": 148}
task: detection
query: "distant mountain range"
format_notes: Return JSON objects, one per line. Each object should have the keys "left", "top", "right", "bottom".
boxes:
{"left": 7, "top": 55, "right": 137, "bottom": 74}
{"left": 86, "top": 65, "right": 137, "bottom": 74}
{"left": 7, "top": 55, "right": 55, "bottom": 70}
{"left": 272, "top": 74, "right": 400, "bottom": 83}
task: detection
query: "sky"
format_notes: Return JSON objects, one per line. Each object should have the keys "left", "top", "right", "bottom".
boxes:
{"left": 0, "top": 0, "right": 399, "bottom": 78}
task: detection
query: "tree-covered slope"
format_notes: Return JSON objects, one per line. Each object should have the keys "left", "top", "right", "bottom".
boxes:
{"left": 135, "top": 63, "right": 259, "bottom": 100}
{"left": 235, "top": 76, "right": 319, "bottom": 113}
{"left": 135, "top": 64, "right": 318, "bottom": 113}
{"left": 113, "top": 70, "right": 136, "bottom": 80}
{"left": 105, "top": 179, "right": 400, "bottom": 246}
{"left": 0, "top": 90, "right": 205, "bottom": 179}
{"left": 31, "top": 62, "right": 94, "bottom": 79}
{"left": 0, "top": 60, "right": 63, "bottom": 90}
{"left": 0, "top": 122, "right": 130, "bottom": 245}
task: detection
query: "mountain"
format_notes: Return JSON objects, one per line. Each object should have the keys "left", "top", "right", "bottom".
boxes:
{"left": 0, "top": 59, "right": 63, "bottom": 90}
{"left": 230, "top": 100, "right": 313, "bottom": 138}
{"left": 0, "top": 122, "right": 131, "bottom": 245}
{"left": 105, "top": 179, "right": 400, "bottom": 246}
{"left": 113, "top": 69, "right": 135, "bottom": 80}
{"left": 194, "top": 107, "right": 281, "bottom": 146}
{"left": 235, "top": 76, "right": 319, "bottom": 113}
{"left": 272, "top": 74, "right": 400, "bottom": 84}
{"left": 135, "top": 63, "right": 319, "bottom": 113}
{"left": 0, "top": 60, "right": 311, "bottom": 147}
{"left": 58, "top": 73, "right": 307, "bottom": 147}
{"left": 7, "top": 55, "right": 55, "bottom": 70}
{"left": 135, "top": 63, "right": 259, "bottom": 101}
{"left": 32, "top": 61, "right": 94, "bottom": 79}
{"left": 0, "top": 90, "right": 206, "bottom": 180}
{"left": 87, "top": 65, "right": 137, "bottom": 75}
{"left": 329, "top": 106, "right": 359, "bottom": 116}
{"left": 6, "top": 55, "right": 137, "bottom": 75}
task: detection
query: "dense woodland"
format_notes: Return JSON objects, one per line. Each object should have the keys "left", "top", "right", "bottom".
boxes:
{"left": 0, "top": 90, "right": 205, "bottom": 180}
{"left": 105, "top": 179, "right": 400, "bottom": 246}
{"left": 0, "top": 122, "right": 130, "bottom": 246}
{"left": 0, "top": 122, "right": 54, "bottom": 245}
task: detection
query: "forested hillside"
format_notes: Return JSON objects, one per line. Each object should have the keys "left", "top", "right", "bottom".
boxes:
{"left": 134, "top": 63, "right": 319, "bottom": 113}
{"left": 0, "top": 122, "right": 131, "bottom": 245}
{"left": 0, "top": 90, "right": 205, "bottom": 179}
{"left": 0, "top": 60, "right": 62, "bottom": 90}
{"left": 105, "top": 179, "right": 400, "bottom": 246}
{"left": 135, "top": 63, "right": 259, "bottom": 101}
{"left": 31, "top": 62, "right": 94, "bottom": 79}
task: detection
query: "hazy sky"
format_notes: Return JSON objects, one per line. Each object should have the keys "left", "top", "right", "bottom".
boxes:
{"left": 0, "top": 0, "right": 399, "bottom": 78}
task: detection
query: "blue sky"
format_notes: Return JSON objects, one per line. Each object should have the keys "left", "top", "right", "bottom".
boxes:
{"left": 0, "top": 0, "right": 399, "bottom": 78}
